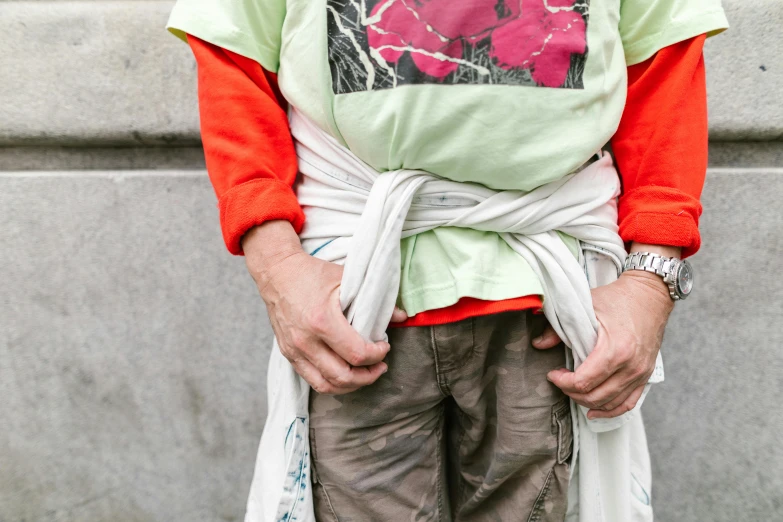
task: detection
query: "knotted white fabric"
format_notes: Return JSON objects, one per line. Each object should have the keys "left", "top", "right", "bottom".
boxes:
{"left": 244, "top": 108, "right": 663, "bottom": 522}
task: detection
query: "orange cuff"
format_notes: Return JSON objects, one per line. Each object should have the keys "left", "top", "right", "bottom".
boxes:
{"left": 618, "top": 186, "right": 702, "bottom": 258}
{"left": 219, "top": 178, "right": 306, "bottom": 255}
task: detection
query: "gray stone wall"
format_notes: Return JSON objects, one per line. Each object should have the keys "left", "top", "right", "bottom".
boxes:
{"left": 1, "top": 1, "right": 781, "bottom": 521}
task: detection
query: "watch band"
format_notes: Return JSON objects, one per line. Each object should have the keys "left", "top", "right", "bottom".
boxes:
{"left": 622, "top": 251, "right": 677, "bottom": 278}
{"left": 623, "top": 251, "right": 692, "bottom": 301}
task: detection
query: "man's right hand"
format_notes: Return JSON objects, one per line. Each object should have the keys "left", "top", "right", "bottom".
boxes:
{"left": 242, "top": 220, "right": 393, "bottom": 395}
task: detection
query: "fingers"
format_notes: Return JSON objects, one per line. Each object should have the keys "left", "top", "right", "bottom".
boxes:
{"left": 290, "top": 354, "right": 388, "bottom": 396}
{"left": 592, "top": 380, "right": 638, "bottom": 412}
{"left": 547, "top": 345, "right": 614, "bottom": 396}
{"left": 587, "top": 384, "right": 645, "bottom": 420}
{"left": 307, "top": 340, "right": 388, "bottom": 389}
{"left": 532, "top": 325, "right": 562, "bottom": 350}
{"left": 310, "top": 304, "right": 390, "bottom": 367}
{"left": 564, "top": 372, "right": 638, "bottom": 410}
{"left": 549, "top": 343, "right": 652, "bottom": 413}
{"left": 291, "top": 358, "right": 358, "bottom": 395}
{"left": 390, "top": 307, "right": 409, "bottom": 323}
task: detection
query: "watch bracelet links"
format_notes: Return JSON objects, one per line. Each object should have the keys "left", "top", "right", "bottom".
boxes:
{"left": 622, "top": 251, "right": 677, "bottom": 278}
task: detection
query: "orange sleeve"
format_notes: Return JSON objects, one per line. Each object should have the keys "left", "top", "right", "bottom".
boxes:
{"left": 611, "top": 34, "right": 708, "bottom": 258}
{"left": 188, "top": 35, "right": 304, "bottom": 256}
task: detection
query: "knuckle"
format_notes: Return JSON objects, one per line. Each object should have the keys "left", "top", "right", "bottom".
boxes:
{"left": 306, "top": 308, "right": 330, "bottom": 334}
{"left": 331, "top": 371, "right": 352, "bottom": 388}
{"left": 574, "top": 378, "right": 592, "bottom": 394}
{"left": 631, "top": 362, "right": 651, "bottom": 380}
{"left": 585, "top": 394, "right": 603, "bottom": 410}
{"left": 289, "top": 330, "right": 308, "bottom": 351}
{"left": 346, "top": 346, "right": 369, "bottom": 366}
{"left": 278, "top": 343, "right": 295, "bottom": 360}
{"left": 617, "top": 346, "right": 635, "bottom": 365}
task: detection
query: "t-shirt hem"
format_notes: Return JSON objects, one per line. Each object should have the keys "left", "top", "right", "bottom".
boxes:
{"left": 167, "top": 9, "right": 280, "bottom": 72}
{"left": 399, "top": 277, "right": 544, "bottom": 317}
{"left": 392, "top": 295, "right": 542, "bottom": 328}
{"left": 624, "top": 9, "right": 729, "bottom": 66}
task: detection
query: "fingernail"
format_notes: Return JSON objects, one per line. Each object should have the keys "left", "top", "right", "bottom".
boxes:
{"left": 533, "top": 336, "right": 543, "bottom": 345}
{"left": 382, "top": 364, "right": 388, "bottom": 374}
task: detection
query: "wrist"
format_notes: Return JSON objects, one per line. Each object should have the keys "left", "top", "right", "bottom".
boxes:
{"left": 242, "top": 220, "right": 304, "bottom": 284}
{"left": 629, "top": 242, "right": 682, "bottom": 259}
{"left": 625, "top": 243, "right": 686, "bottom": 304}
{"left": 620, "top": 268, "right": 670, "bottom": 294}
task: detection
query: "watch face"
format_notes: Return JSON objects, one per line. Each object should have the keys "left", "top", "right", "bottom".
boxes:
{"left": 677, "top": 260, "right": 694, "bottom": 297}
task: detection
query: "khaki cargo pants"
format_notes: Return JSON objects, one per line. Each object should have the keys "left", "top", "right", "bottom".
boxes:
{"left": 309, "top": 311, "right": 573, "bottom": 521}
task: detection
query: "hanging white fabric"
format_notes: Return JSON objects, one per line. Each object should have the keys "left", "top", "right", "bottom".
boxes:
{"left": 244, "top": 108, "right": 664, "bottom": 522}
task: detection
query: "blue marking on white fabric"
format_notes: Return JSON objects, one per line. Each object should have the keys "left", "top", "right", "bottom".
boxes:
{"left": 309, "top": 238, "right": 336, "bottom": 257}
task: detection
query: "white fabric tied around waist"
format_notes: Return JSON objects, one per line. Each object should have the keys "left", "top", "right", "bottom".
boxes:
{"left": 244, "top": 108, "right": 663, "bottom": 522}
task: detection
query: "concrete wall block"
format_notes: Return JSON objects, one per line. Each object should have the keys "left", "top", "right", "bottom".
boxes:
{"left": 0, "top": 172, "right": 270, "bottom": 521}
{"left": 705, "top": 0, "right": 783, "bottom": 140}
{"left": 1, "top": 0, "right": 781, "bottom": 146}
{"left": 1, "top": 168, "right": 782, "bottom": 520}
{"left": 709, "top": 141, "right": 783, "bottom": 168}
{"left": 644, "top": 168, "right": 783, "bottom": 521}
{"left": 0, "top": 1, "right": 199, "bottom": 146}
{"left": 0, "top": 146, "right": 206, "bottom": 171}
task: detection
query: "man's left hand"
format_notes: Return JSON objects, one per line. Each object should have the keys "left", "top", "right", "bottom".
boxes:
{"left": 532, "top": 264, "right": 675, "bottom": 419}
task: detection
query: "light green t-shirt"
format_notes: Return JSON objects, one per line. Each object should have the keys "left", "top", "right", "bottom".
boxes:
{"left": 169, "top": 0, "right": 727, "bottom": 315}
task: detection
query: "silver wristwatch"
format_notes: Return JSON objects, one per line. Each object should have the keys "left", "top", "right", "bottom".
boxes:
{"left": 622, "top": 252, "right": 694, "bottom": 301}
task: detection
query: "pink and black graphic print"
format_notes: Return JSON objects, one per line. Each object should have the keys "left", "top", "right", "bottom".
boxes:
{"left": 327, "top": 0, "right": 590, "bottom": 93}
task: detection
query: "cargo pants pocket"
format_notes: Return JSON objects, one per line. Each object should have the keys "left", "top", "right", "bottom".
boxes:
{"left": 527, "top": 399, "right": 574, "bottom": 522}
{"left": 553, "top": 399, "right": 574, "bottom": 465}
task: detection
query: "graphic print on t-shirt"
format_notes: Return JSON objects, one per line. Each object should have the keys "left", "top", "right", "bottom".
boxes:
{"left": 327, "top": 0, "right": 590, "bottom": 94}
